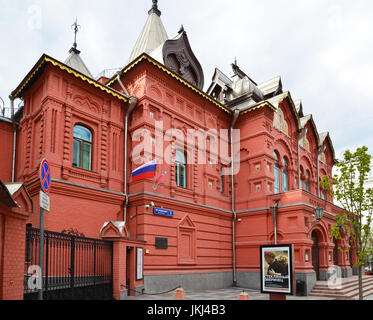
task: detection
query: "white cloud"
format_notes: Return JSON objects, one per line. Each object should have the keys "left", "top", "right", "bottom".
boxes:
{"left": 0, "top": 0, "right": 372, "bottom": 156}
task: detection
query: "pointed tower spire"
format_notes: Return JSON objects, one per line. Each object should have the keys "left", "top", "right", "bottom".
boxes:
{"left": 128, "top": 0, "right": 168, "bottom": 63}
{"left": 64, "top": 18, "right": 93, "bottom": 78}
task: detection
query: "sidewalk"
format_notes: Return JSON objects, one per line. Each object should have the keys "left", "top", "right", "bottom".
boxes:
{"left": 125, "top": 287, "right": 337, "bottom": 300}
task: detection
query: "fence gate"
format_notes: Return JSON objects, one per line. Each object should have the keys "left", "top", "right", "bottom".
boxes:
{"left": 24, "top": 227, "right": 113, "bottom": 300}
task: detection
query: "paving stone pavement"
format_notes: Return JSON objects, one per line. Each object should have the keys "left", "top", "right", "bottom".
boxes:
{"left": 125, "top": 287, "right": 336, "bottom": 300}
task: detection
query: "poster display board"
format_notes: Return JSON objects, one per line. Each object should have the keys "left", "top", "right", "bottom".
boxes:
{"left": 136, "top": 247, "right": 144, "bottom": 280}
{"left": 260, "top": 244, "right": 293, "bottom": 295}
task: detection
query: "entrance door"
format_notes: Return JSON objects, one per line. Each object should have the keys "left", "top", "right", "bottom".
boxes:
{"left": 311, "top": 231, "right": 320, "bottom": 280}
{"left": 126, "top": 247, "right": 132, "bottom": 294}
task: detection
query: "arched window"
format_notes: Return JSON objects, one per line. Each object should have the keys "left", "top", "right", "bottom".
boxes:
{"left": 273, "top": 151, "right": 280, "bottom": 194}
{"left": 175, "top": 150, "right": 187, "bottom": 188}
{"left": 282, "top": 157, "right": 289, "bottom": 192}
{"left": 304, "top": 170, "right": 310, "bottom": 192}
{"left": 72, "top": 125, "right": 92, "bottom": 170}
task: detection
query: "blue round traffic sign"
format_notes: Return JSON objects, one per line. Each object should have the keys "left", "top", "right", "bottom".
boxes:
{"left": 40, "top": 159, "right": 51, "bottom": 194}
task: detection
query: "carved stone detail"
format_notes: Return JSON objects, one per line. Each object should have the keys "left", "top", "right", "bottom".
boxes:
{"left": 162, "top": 31, "right": 204, "bottom": 90}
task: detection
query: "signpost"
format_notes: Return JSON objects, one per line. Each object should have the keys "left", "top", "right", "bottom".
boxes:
{"left": 39, "top": 159, "right": 51, "bottom": 300}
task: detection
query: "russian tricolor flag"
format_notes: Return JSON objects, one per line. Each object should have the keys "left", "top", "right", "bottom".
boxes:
{"left": 132, "top": 159, "right": 157, "bottom": 182}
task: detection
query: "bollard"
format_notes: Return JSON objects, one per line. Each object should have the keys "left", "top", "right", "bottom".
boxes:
{"left": 174, "top": 288, "right": 186, "bottom": 300}
{"left": 238, "top": 291, "right": 249, "bottom": 300}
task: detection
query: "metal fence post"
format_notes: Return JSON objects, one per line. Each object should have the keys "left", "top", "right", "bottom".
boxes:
{"left": 70, "top": 236, "right": 75, "bottom": 300}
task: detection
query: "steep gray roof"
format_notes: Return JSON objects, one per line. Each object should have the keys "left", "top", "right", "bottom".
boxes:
{"left": 64, "top": 48, "right": 93, "bottom": 78}
{"left": 300, "top": 114, "right": 312, "bottom": 129}
{"left": 128, "top": 10, "right": 168, "bottom": 63}
{"left": 257, "top": 76, "right": 282, "bottom": 98}
{"left": 319, "top": 132, "right": 329, "bottom": 144}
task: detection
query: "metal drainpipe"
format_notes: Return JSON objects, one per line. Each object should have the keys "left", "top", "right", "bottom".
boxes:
{"left": 10, "top": 95, "right": 16, "bottom": 183}
{"left": 116, "top": 74, "right": 138, "bottom": 224}
{"left": 272, "top": 200, "right": 279, "bottom": 245}
{"left": 230, "top": 109, "right": 240, "bottom": 286}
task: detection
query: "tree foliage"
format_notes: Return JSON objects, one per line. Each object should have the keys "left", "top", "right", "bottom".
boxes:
{"left": 321, "top": 146, "right": 373, "bottom": 268}
{"left": 321, "top": 146, "right": 373, "bottom": 300}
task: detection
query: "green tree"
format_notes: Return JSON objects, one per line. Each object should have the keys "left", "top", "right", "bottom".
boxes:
{"left": 321, "top": 146, "right": 373, "bottom": 300}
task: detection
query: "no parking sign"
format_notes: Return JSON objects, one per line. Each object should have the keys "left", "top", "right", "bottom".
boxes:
{"left": 40, "top": 159, "right": 51, "bottom": 194}
{"left": 39, "top": 159, "right": 51, "bottom": 211}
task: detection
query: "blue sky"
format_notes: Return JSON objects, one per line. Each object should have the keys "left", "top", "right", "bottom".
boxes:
{"left": 0, "top": 0, "right": 372, "bottom": 159}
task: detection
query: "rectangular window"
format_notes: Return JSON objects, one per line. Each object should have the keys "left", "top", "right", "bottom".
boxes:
{"left": 274, "top": 166, "right": 280, "bottom": 194}
{"left": 321, "top": 190, "right": 326, "bottom": 200}
{"left": 72, "top": 140, "right": 80, "bottom": 167}
{"left": 305, "top": 181, "right": 310, "bottom": 192}
{"left": 282, "top": 171, "right": 288, "bottom": 192}
{"left": 82, "top": 142, "right": 92, "bottom": 170}
{"left": 220, "top": 168, "right": 224, "bottom": 194}
{"left": 176, "top": 163, "right": 186, "bottom": 188}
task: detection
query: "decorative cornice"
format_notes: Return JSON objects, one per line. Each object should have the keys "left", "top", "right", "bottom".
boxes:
{"left": 106, "top": 53, "right": 231, "bottom": 115}
{"left": 240, "top": 101, "right": 277, "bottom": 116}
{"left": 11, "top": 54, "right": 129, "bottom": 104}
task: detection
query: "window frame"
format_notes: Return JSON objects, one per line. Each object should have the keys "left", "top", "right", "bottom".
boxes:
{"left": 72, "top": 124, "right": 93, "bottom": 171}
{"left": 175, "top": 149, "right": 187, "bottom": 188}
{"left": 273, "top": 151, "right": 280, "bottom": 194}
{"left": 304, "top": 170, "right": 310, "bottom": 192}
{"left": 281, "top": 157, "right": 289, "bottom": 192}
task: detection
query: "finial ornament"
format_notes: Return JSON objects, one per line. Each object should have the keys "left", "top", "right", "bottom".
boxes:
{"left": 148, "top": 0, "right": 161, "bottom": 16}
{"left": 70, "top": 17, "right": 81, "bottom": 53}
{"left": 232, "top": 57, "right": 239, "bottom": 75}
{"left": 178, "top": 25, "right": 185, "bottom": 34}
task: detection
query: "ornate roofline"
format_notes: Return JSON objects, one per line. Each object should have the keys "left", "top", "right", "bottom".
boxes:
{"left": 11, "top": 54, "right": 129, "bottom": 103}
{"left": 239, "top": 101, "right": 277, "bottom": 115}
{"left": 106, "top": 52, "right": 231, "bottom": 114}
{"left": 319, "top": 132, "right": 336, "bottom": 164}
{"left": 278, "top": 92, "right": 301, "bottom": 132}
{"left": 300, "top": 114, "right": 321, "bottom": 148}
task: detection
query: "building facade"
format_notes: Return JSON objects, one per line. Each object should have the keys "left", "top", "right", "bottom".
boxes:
{"left": 0, "top": 1, "right": 355, "bottom": 299}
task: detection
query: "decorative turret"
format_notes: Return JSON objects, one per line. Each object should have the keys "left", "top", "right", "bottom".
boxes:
{"left": 64, "top": 18, "right": 93, "bottom": 78}
{"left": 128, "top": 0, "right": 168, "bottom": 63}
{"left": 127, "top": 1, "right": 204, "bottom": 90}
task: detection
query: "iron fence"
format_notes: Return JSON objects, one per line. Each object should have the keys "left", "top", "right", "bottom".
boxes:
{"left": 24, "top": 227, "right": 113, "bottom": 300}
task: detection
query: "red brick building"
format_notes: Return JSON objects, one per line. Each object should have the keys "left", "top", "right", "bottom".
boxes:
{"left": 0, "top": 1, "right": 355, "bottom": 299}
